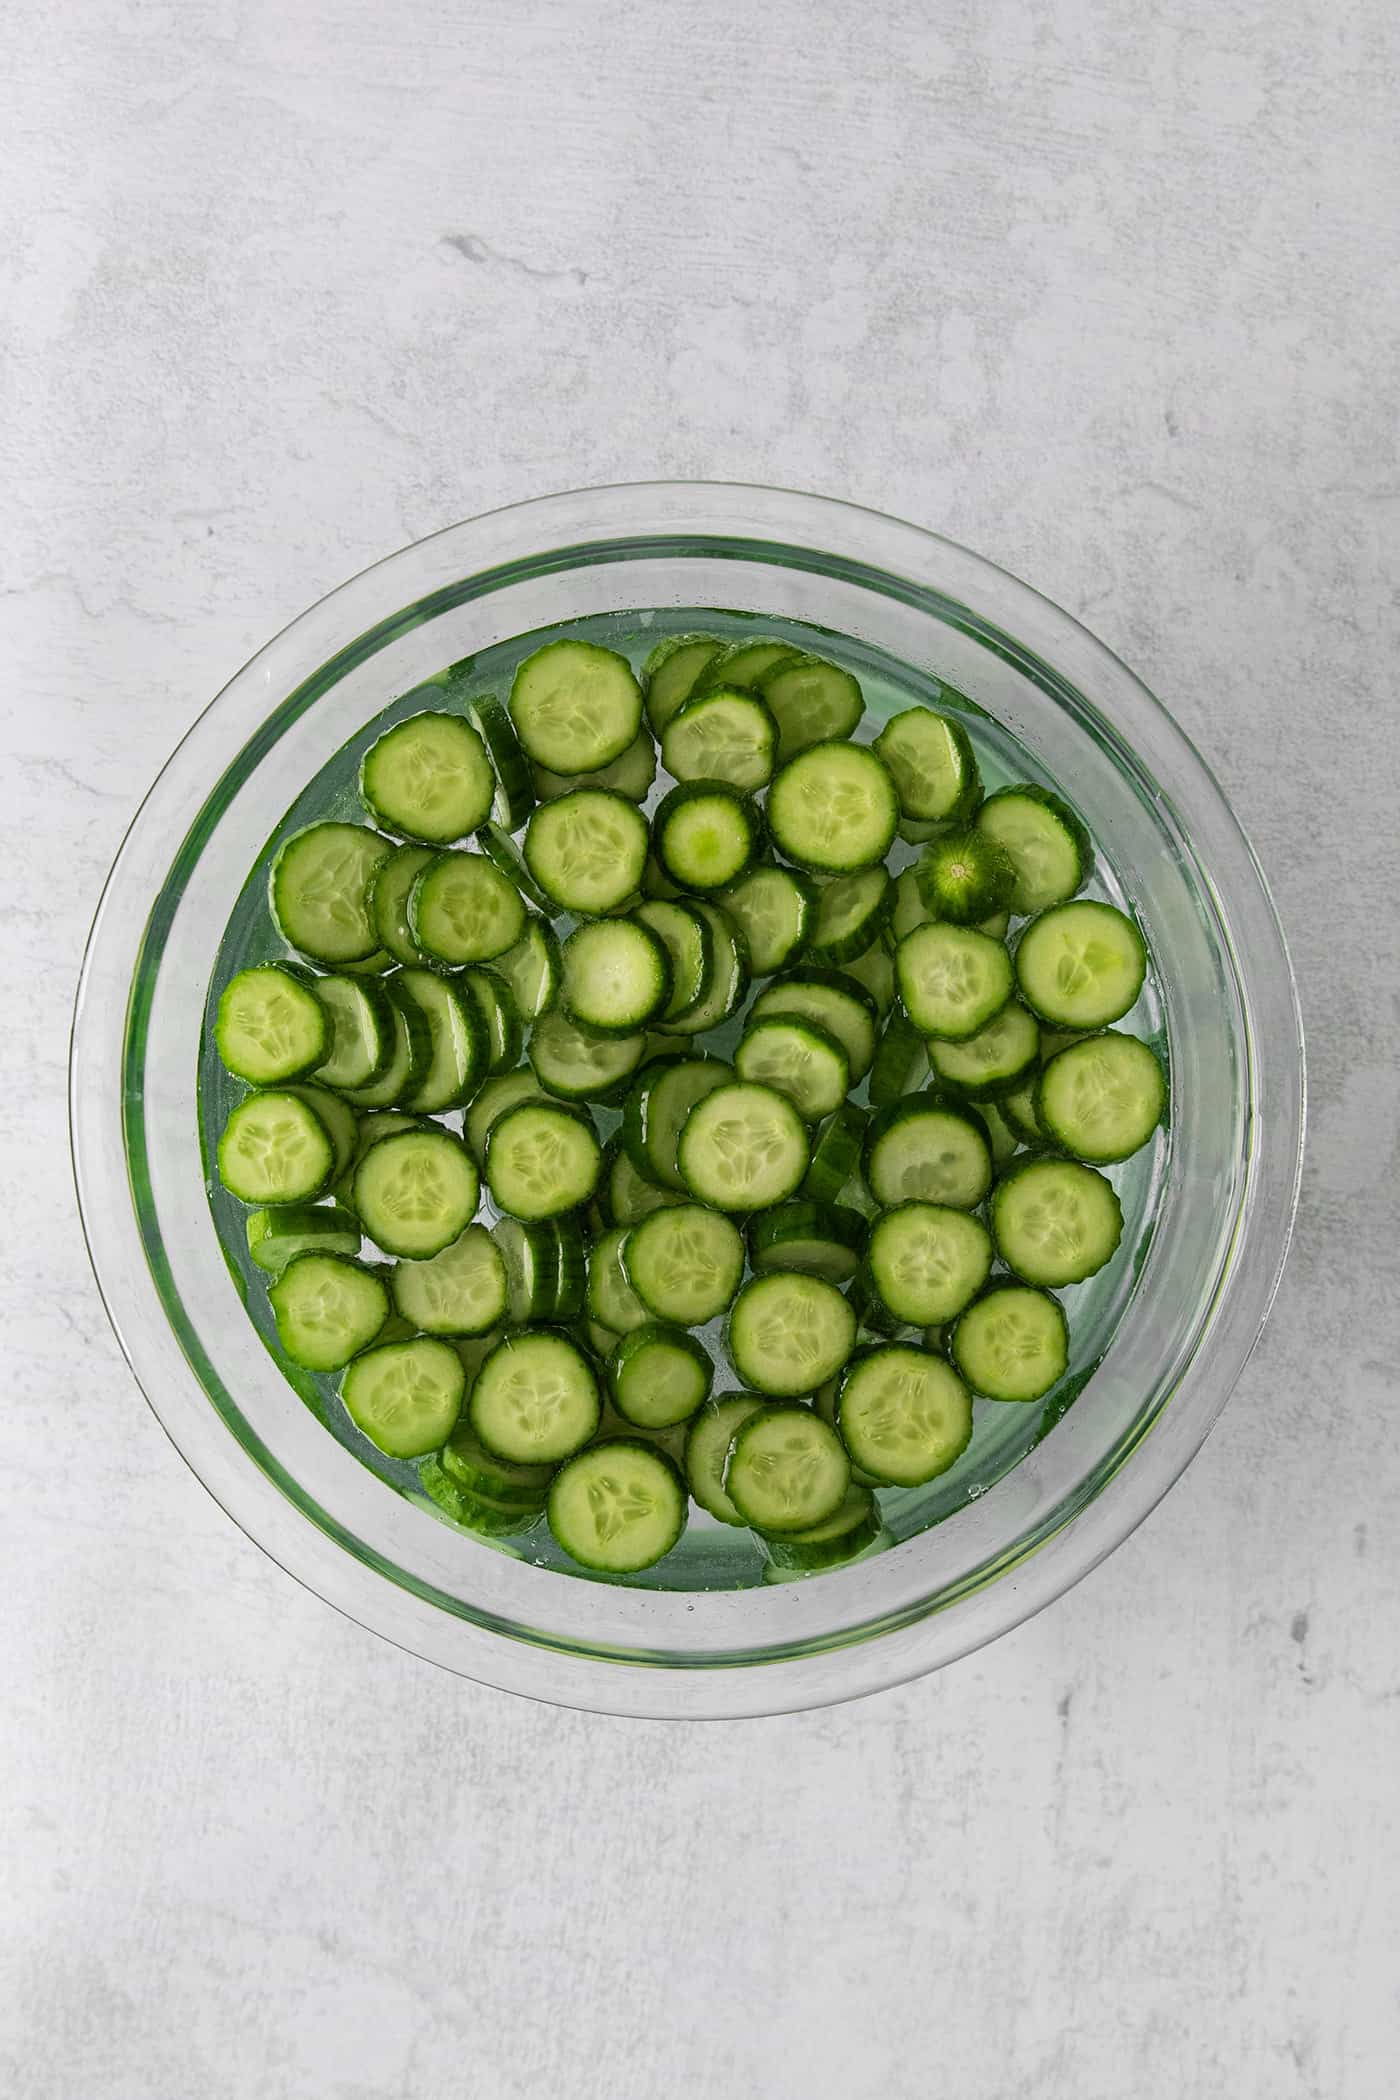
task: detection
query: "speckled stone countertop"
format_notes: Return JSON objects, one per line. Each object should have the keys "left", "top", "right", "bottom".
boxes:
{"left": 3, "top": 3, "right": 1397, "bottom": 2094}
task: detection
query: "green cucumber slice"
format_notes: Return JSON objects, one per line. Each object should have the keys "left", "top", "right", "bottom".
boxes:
{"left": 807, "top": 866, "right": 893, "bottom": 965}
{"left": 756, "top": 654, "right": 864, "bottom": 762}
{"left": 352, "top": 1127, "right": 479, "bottom": 1258}
{"left": 748, "top": 1200, "right": 867, "bottom": 1283}
{"left": 723, "top": 1403, "right": 851, "bottom": 1531}
{"left": 214, "top": 965, "right": 327, "bottom": 1084}
{"left": 246, "top": 1202, "right": 361, "bottom": 1273}
{"left": 1014, "top": 901, "right": 1147, "bottom": 1029}
{"left": 460, "top": 689, "right": 536, "bottom": 831}
{"left": 915, "top": 827, "right": 1016, "bottom": 926}
{"left": 270, "top": 823, "right": 391, "bottom": 964}
{"left": 632, "top": 900, "right": 711, "bottom": 1020}
{"left": 717, "top": 865, "right": 814, "bottom": 976}
{"left": 531, "top": 729, "right": 657, "bottom": 804}
{"left": 727, "top": 1272, "right": 857, "bottom": 1395}
{"left": 217, "top": 1090, "right": 336, "bottom": 1204}
{"left": 408, "top": 850, "right": 527, "bottom": 966}
{"left": 528, "top": 1009, "right": 650, "bottom": 1102}
{"left": 547, "top": 1439, "right": 687, "bottom": 1572}
{"left": 359, "top": 712, "right": 495, "bottom": 843}
{"left": 653, "top": 780, "right": 762, "bottom": 891}
{"left": 835, "top": 1344, "right": 972, "bottom": 1486}
{"left": 896, "top": 923, "right": 1014, "bottom": 1040}
{"left": 587, "top": 1225, "right": 651, "bottom": 1335}
{"left": 485, "top": 1101, "right": 601, "bottom": 1221}
{"left": 867, "top": 1011, "right": 929, "bottom": 1108}
{"left": 976, "top": 786, "right": 1092, "bottom": 913}
{"left": 677, "top": 1081, "right": 810, "bottom": 1211}
{"left": 951, "top": 1283, "right": 1069, "bottom": 1401}
{"left": 643, "top": 632, "right": 724, "bottom": 733}
{"left": 509, "top": 640, "right": 643, "bottom": 773}
{"left": 735, "top": 1014, "right": 850, "bottom": 1120}
{"left": 396, "top": 967, "right": 487, "bottom": 1113}
{"left": 767, "top": 742, "right": 897, "bottom": 872}
{"left": 493, "top": 916, "right": 561, "bottom": 1021}
{"left": 269, "top": 1252, "right": 389, "bottom": 1371}
{"left": 342, "top": 1337, "right": 465, "bottom": 1458}
{"left": 684, "top": 1394, "right": 768, "bottom": 1524}
{"left": 661, "top": 686, "right": 777, "bottom": 791}
{"left": 694, "top": 638, "right": 798, "bottom": 695}
{"left": 990, "top": 1157, "right": 1124, "bottom": 1285}
{"left": 523, "top": 789, "right": 650, "bottom": 915}
{"left": 758, "top": 1484, "right": 882, "bottom": 1573}
{"left": 469, "top": 1329, "right": 601, "bottom": 1464}
{"left": 621, "top": 1056, "right": 732, "bottom": 1189}
{"left": 802, "top": 1104, "right": 869, "bottom": 1205}
{"left": 749, "top": 971, "right": 878, "bottom": 1082}
{"left": 310, "top": 973, "right": 396, "bottom": 1091}
{"left": 1034, "top": 1031, "right": 1166, "bottom": 1163}
{"left": 926, "top": 1000, "right": 1040, "bottom": 1101}
{"left": 653, "top": 903, "right": 749, "bottom": 1036}
{"left": 863, "top": 1097, "right": 992, "bottom": 1211}
{"left": 390, "top": 1224, "right": 509, "bottom": 1337}
{"left": 864, "top": 1202, "right": 994, "bottom": 1324}
{"left": 622, "top": 1204, "right": 745, "bottom": 1324}
{"left": 608, "top": 1324, "right": 713, "bottom": 1429}
{"left": 560, "top": 918, "right": 672, "bottom": 1035}
{"left": 873, "top": 708, "right": 982, "bottom": 824}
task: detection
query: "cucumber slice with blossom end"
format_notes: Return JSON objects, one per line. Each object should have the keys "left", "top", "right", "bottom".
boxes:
{"left": 523, "top": 789, "right": 651, "bottom": 915}
{"left": 835, "top": 1345, "right": 973, "bottom": 1487}
{"left": 677, "top": 1082, "right": 810, "bottom": 1212}
{"left": 621, "top": 1055, "right": 733, "bottom": 1189}
{"left": 873, "top": 708, "right": 982, "bottom": 825}
{"left": 359, "top": 712, "right": 495, "bottom": 844}
{"left": 368, "top": 843, "right": 435, "bottom": 966}
{"left": 767, "top": 741, "right": 898, "bottom": 873}
{"left": 269, "top": 1252, "right": 390, "bottom": 1371}
{"left": 726, "top": 1271, "right": 857, "bottom": 1396}
{"left": 643, "top": 632, "right": 724, "bottom": 733}
{"left": 456, "top": 688, "right": 535, "bottom": 832}
{"left": 622, "top": 1203, "right": 745, "bottom": 1325}
{"left": 217, "top": 1091, "right": 336, "bottom": 1204}
{"left": 802, "top": 1103, "right": 869, "bottom": 1205}
{"left": 867, "top": 1011, "right": 929, "bottom": 1109}
{"left": 684, "top": 1394, "right": 769, "bottom": 1525}
{"left": 270, "top": 822, "right": 392, "bottom": 964}
{"left": 1015, "top": 901, "right": 1147, "bottom": 1030}
{"left": 246, "top": 1202, "right": 361, "bottom": 1274}
{"left": 396, "top": 967, "right": 487, "bottom": 1113}
{"left": 951, "top": 1282, "right": 1069, "bottom": 1402}
{"left": 632, "top": 899, "right": 711, "bottom": 1021}
{"left": 214, "top": 965, "right": 327, "bottom": 1085}
{"left": 408, "top": 850, "right": 527, "bottom": 966}
{"left": 723, "top": 1403, "right": 851, "bottom": 1532}
{"left": 807, "top": 866, "right": 893, "bottom": 966}
{"left": 653, "top": 779, "right": 763, "bottom": 892}
{"left": 896, "top": 923, "right": 1014, "bottom": 1040}
{"left": 342, "top": 1337, "right": 466, "bottom": 1460}
{"left": 863, "top": 1096, "right": 993, "bottom": 1212}
{"left": 493, "top": 915, "right": 561, "bottom": 1022}
{"left": 735, "top": 1014, "right": 850, "bottom": 1121}
{"left": 991, "top": 1157, "right": 1124, "bottom": 1286}
{"left": 758, "top": 1485, "right": 882, "bottom": 1573}
{"left": 718, "top": 864, "right": 814, "bottom": 976}
{"left": 748, "top": 1200, "right": 867, "bottom": 1284}
{"left": 352, "top": 1127, "right": 480, "bottom": 1259}
{"left": 694, "top": 637, "right": 800, "bottom": 696}
{"left": 749, "top": 970, "right": 878, "bottom": 1082}
{"left": 608, "top": 1324, "right": 714, "bottom": 1430}
{"left": 661, "top": 686, "right": 777, "bottom": 791}
{"left": 915, "top": 827, "right": 1016, "bottom": 926}
{"left": 509, "top": 640, "right": 643, "bottom": 774}
{"left": 548, "top": 1440, "right": 688, "bottom": 1573}
{"left": 927, "top": 1000, "right": 1041, "bottom": 1103}
{"left": 528, "top": 1009, "right": 649, "bottom": 1103}
{"left": 486, "top": 1101, "right": 601, "bottom": 1222}
{"left": 864, "top": 1202, "right": 994, "bottom": 1325}
{"left": 756, "top": 654, "right": 864, "bottom": 762}
{"left": 531, "top": 729, "right": 657, "bottom": 805}
{"left": 469, "top": 1329, "right": 602, "bottom": 1466}
{"left": 560, "top": 918, "right": 672, "bottom": 1037}
{"left": 463, "top": 967, "right": 524, "bottom": 1076}
{"left": 1034, "top": 1031, "right": 1167, "bottom": 1164}
{"left": 976, "top": 785, "right": 1093, "bottom": 915}
{"left": 309, "top": 973, "right": 396, "bottom": 1092}
{"left": 390, "top": 1224, "right": 509, "bottom": 1338}
{"left": 653, "top": 902, "right": 750, "bottom": 1036}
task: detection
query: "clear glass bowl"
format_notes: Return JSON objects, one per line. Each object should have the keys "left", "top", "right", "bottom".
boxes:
{"left": 71, "top": 484, "right": 1304, "bottom": 1717}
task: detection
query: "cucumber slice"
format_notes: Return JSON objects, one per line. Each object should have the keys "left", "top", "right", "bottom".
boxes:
{"left": 653, "top": 902, "right": 749, "bottom": 1036}
{"left": 887, "top": 866, "right": 934, "bottom": 948}
{"left": 396, "top": 967, "right": 487, "bottom": 1113}
{"left": 1035, "top": 1031, "right": 1166, "bottom": 1163}
{"left": 976, "top": 786, "right": 1092, "bottom": 914}
{"left": 369, "top": 843, "right": 435, "bottom": 966}
{"left": 246, "top": 1202, "right": 361, "bottom": 1273}
{"left": 486, "top": 1101, "right": 601, "bottom": 1221}
{"left": 767, "top": 742, "right": 897, "bottom": 872}
{"left": 214, "top": 965, "right": 327, "bottom": 1084}
{"left": 927, "top": 1000, "right": 1040, "bottom": 1101}
{"left": 494, "top": 1215, "right": 562, "bottom": 1325}
{"left": 807, "top": 866, "right": 893, "bottom": 965}
{"left": 991, "top": 1157, "right": 1124, "bottom": 1285}
{"left": 748, "top": 1200, "right": 867, "bottom": 1283}
{"left": 757, "top": 654, "right": 864, "bottom": 762}
{"left": 270, "top": 823, "right": 391, "bottom": 964}
{"left": 475, "top": 821, "right": 554, "bottom": 912}
{"left": 684, "top": 1393, "right": 767, "bottom": 1524}
{"left": 408, "top": 850, "right": 527, "bottom": 965}
{"left": 439, "top": 1415, "right": 555, "bottom": 1503}
{"left": 587, "top": 1225, "right": 651, "bottom": 1335}
{"left": 717, "top": 865, "right": 814, "bottom": 976}
{"left": 915, "top": 828, "right": 1016, "bottom": 926}
{"left": 531, "top": 729, "right": 657, "bottom": 804}
{"left": 420, "top": 1462, "right": 543, "bottom": 1536}
{"left": 863, "top": 1097, "right": 992, "bottom": 1211}
{"left": 217, "top": 1090, "right": 336, "bottom": 1203}
{"left": 727, "top": 1272, "right": 857, "bottom": 1395}
{"left": 359, "top": 712, "right": 495, "bottom": 843}
{"left": 1015, "top": 901, "right": 1147, "bottom": 1029}
{"left": 677, "top": 1081, "right": 810, "bottom": 1211}
{"left": 839, "top": 937, "right": 896, "bottom": 1018}
{"left": 864, "top": 1202, "right": 994, "bottom": 1324}
{"left": 896, "top": 923, "right": 1014, "bottom": 1040}
{"left": 758, "top": 1484, "right": 882, "bottom": 1573}
{"left": 622, "top": 1056, "right": 732, "bottom": 1189}
{"left": 622, "top": 1204, "right": 745, "bottom": 1324}
{"left": 951, "top": 1283, "right": 1069, "bottom": 1402}
{"left": 835, "top": 1344, "right": 973, "bottom": 1486}
{"left": 342, "top": 1336, "right": 465, "bottom": 1458}
{"left": 560, "top": 918, "right": 672, "bottom": 1035}
{"left": 872, "top": 708, "right": 982, "bottom": 824}
{"left": 278, "top": 1082, "right": 357, "bottom": 1177}
{"left": 643, "top": 632, "right": 724, "bottom": 733}
{"left": 469, "top": 1329, "right": 601, "bottom": 1464}
{"left": 547, "top": 1440, "right": 687, "bottom": 1572}
{"left": 465, "top": 1069, "right": 547, "bottom": 1162}
{"left": 735, "top": 1014, "right": 850, "bottom": 1120}
{"left": 269, "top": 1252, "right": 389, "bottom": 1370}
{"left": 509, "top": 640, "right": 643, "bottom": 773}
{"left": 653, "top": 780, "right": 762, "bottom": 891}
{"left": 310, "top": 973, "right": 396, "bottom": 1091}
{"left": 749, "top": 971, "right": 878, "bottom": 1082}
{"left": 390, "top": 1224, "right": 509, "bottom": 1337}
{"left": 723, "top": 1403, "right": 851, "bottom": 1530}
{"left": 332, "top": 1110, "right": 422, "bottom": 1209}
{"left": 661, "top": 687, "right": 776, "bottom": 791}
{"left": 694, "top": 637, "right": 798, "bottom": 695}
{"left": 632, "top": 900, "right": 711, "bottom": 1020}
{"left": 979, "top": 1101, "right": 1023, "bottom": 1166}
{"left": 602, "top": 1140, "right": 688, "bottom": 1227}
{"left": 608, "top": 1324, "right": 713, "bottom": 1429}
{"left": 867, "top": 1011, "right": 929, "bottom": 1109}
{"left": 523, "top": 789, "right": 650, "bottom": 915}
{"left": 529, "top": 1010, "right": 649, "bottom": 1103}
{"left": 353, "top": 1127, "right": 479, "bottom": 1258}
{"left": 464, "top": 966, "right": 524, "bottom": 1076}
{"left": 1000, "top": 1074, "right": 1049, "bottom": 1149}
{"left": 493, "top": 916, "right": 561, "bottom": 1021}
{"left": 802, "top": 1103, "right": 869, "bottom": 1204}
{"left": 460, "top": 690, "right": 536, "bottom": 830}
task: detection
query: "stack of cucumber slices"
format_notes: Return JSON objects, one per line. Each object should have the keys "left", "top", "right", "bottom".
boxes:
{"left": 209, "top": 627, "right": 1166, "bottom": 1582}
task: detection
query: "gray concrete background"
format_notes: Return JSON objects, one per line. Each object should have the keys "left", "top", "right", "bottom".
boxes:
{"left": 3, "top": 1, "right": 1398, "bottom": 2094}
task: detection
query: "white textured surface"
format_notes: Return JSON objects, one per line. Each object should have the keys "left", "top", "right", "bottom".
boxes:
{"left": 4, "top": 2, "right": 1399, "bottom": 2094}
